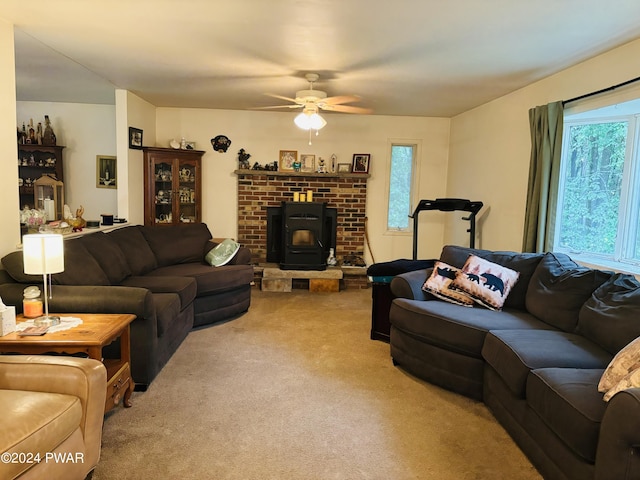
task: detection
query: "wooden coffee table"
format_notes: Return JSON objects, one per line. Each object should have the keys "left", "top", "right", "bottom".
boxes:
{"left": 0, "top": 313, "right": 136, "bottom": 413}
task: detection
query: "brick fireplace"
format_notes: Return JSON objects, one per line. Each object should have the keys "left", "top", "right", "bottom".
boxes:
{"left": 235, "top": 170, "right": 369, "bottom": 288}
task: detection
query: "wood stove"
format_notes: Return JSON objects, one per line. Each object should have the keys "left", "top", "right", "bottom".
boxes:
{"left": 267, "top": 202, "right": 336, "bottom": 271}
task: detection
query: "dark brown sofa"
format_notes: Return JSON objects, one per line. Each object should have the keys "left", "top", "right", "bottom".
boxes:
{"left": 0, "top": 223, "right": 253, "bottom": 390}
{"left": 390, "top": 245, "right": 640, "bottom": 480}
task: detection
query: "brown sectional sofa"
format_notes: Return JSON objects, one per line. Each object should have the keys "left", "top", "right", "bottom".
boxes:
{"left": 0, "top": 223, "right": 253, "bottom": 390}
{"left": 390, "top": 245, "right": 640, "bottom": 480}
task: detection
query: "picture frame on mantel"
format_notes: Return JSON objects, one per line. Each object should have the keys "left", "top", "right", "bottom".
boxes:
{"left": 279, "top": 150, "right": 297, "bottom": 171}
{"left": 129, "top": 127, "right": 143, "bottom": 149}
{"left": 300, "top": 154, "right": 315, "bottom": 172}
{"left": 96, "top": 155, "right": 117, "bottom": 189}
{"left": 352, "top": 154, "right": 370, "bottom": 173}
{"left": 337, "top": 163, "right": 351, "bottom": 173}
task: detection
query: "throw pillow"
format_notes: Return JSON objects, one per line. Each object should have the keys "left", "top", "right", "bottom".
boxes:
{"left": 603, "top": 367, "right": 640, "bottom": 402}
{"left": 422, "top": 261, "right": 474, "bottom": 307}
{"left": 451, "top": 255, "right": 520, "bottom": 310}
{"left": 205, "top": 238, "right": 240, "bottom": 267}
{"left": 598, "top": 336, "right": 640, "bottom": 393}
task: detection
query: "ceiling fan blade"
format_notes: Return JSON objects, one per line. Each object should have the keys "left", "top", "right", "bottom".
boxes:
{"left": 252, "top": 104, "right": 303, "bottom": 110}
{"left": 264, "top": 93, "right": 299, "bottom": 104}
{"left": 321, "top": 95, "right": 362, "bottom": 106}
{"left": 321, "top": 104, "right": 373, "bottom": 114}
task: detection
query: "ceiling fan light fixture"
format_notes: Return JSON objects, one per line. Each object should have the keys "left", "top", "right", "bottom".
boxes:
{"left": 294, "top": 111, "right": 326, "bottom": 130}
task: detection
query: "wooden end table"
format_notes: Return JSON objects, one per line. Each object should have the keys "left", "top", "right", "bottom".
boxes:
{"left": 0, "top": 313, "right": 136, "bottom": 413}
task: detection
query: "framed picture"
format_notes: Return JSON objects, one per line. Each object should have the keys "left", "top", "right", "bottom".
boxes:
{"left": 96, "top": 155, "right": 117, "bottom": 188}
{"left": 352, "top": 154, "right": 370, "bottom": 173}
{"left": 129, "top": 127, "right": 143, "bottom": 149}
{"left": 279, "top": 150, "right": 298, "bottom": 171}
{"left": 337, "top": 163, "right": 352, "bottom": 173}
{"left": 300, "top": 154, "right": 316, "bottom": 172}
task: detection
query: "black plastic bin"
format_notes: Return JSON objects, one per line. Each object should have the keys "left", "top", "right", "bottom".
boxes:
{"left": 367, "top": 259, "right": 434, "bottom": 342}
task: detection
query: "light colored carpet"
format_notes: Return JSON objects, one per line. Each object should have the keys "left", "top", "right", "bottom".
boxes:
{"left": 94, "top": 288, "right": 541, "bottom": 480}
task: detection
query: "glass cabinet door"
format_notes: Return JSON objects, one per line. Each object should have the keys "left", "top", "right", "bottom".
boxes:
{"left": 176, "top": 158, "right": 198, "bottom": 223}
{"left": 153, "top": 160, "right": 174, "bottom": 224}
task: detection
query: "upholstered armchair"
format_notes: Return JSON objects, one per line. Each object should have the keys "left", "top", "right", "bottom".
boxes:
{"left": 0, "top": 355, "right": 107, "bottom": 480}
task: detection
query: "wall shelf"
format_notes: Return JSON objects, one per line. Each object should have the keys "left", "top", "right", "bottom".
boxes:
{"left": 234, "top": 169, "right": 370, "bottom": 179}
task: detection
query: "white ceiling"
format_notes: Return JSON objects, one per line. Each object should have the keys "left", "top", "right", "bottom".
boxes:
{"left": 5, "top": 0, "right": 640, "bottom": 117}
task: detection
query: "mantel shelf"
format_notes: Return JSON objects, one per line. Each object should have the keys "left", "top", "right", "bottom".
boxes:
{"left": 234, "top": 169, "right": 370, "bottom": 179}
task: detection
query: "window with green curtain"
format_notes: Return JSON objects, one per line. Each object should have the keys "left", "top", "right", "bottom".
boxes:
{"left": 387, "top": 144, "right": 416, "bottom": 230}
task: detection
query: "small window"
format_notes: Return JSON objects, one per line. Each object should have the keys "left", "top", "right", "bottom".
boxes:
{"left": 387, "top": 144, "right": 417, "bottom": 231}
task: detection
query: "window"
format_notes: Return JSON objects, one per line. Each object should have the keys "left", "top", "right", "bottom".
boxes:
{"left": 387, "top": 143, "right": 417, "bottom": 231}
{"left": 554, "top": 99, "right": 640, "bottom": 271}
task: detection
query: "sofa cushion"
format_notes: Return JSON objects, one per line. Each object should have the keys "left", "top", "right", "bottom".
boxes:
{"left": 439, "top": 245, "right": 543, "bottom": 310}
{"left": 0, "top": 389, "right": 81, "bottom": 479}
{"left": 451, "top": 255, "right": 520, "bottom": 310}
{"left": 151, "top": 293, "right": 182, "bottom": 338}
{"left": 1, "top": 251, "right": 42, "bottom": 283}
{"left": 3, "top": 239, "right": 113, "bottom": 286}
{"left": 525, "top": 252, "right": 613, "bottom": 332}
{"left": 527, "top": 368, "right": 606, "bottom": 463}
{"left": 577, "top": 273, "right": 640, "bottom": 355}
{"left": 140, "top": 223, "right": 212, "bottom": 267}
{"left": 147, "top": 263, "right": 254, "bottom": 296}
{"left": 422, "top": 261, "right": 474, "bottom": 307}
{"left": 482, "top": 329, "right": 612, "bottom": 397}
{"left": 106, "top": 226, "right": 158, "bottom": 275}
{"left": 390, "top": 298, "right": 555, "bottom": 358}
{"left": 53, "top": 239, "right": 110, "bottom": 286}
{"left": 79, "top": 232, "right": 132, "bottom": 284}
{"left": 121, "top": 275, "right": 197, "bottom": 311}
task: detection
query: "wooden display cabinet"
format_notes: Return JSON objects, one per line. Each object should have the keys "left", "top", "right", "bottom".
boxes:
{"left": 18, "top": 145, "right": 65, "bottom": 211}
{"left": 143, "top": 147, "right": 204, "bottom": 226}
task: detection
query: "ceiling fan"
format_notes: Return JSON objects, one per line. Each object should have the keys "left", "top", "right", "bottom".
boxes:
{"left": 256, "top": 73, "right": 373, "bottom": 118}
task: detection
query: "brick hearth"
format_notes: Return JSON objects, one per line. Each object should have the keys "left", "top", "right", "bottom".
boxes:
{"left": 235, "top": 170, "right": 370, "bottom": 289}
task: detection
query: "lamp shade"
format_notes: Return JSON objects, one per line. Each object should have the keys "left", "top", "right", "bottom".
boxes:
{"left": 23, "top": 234, "right": 65, "bottom": 275}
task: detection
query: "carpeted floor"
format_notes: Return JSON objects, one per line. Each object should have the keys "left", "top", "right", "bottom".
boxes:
{"left": 93, "top": 288, "right": 541, "bottom": 480}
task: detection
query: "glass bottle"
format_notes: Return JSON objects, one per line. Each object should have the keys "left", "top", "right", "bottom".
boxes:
{"left": 23, "top": 286, "right": 43, "bottom": 318}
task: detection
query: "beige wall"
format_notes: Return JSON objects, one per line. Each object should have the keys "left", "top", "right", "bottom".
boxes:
{"left": 0, "top": 19, "right": 19, "bottom": 253}
{"left": 155, "top": 108, "right": 451, "bottom": 263}
{"left": 115, "top": 90, "right": 156, "bottom": 226}
{"left": 448, "top": 38, "right": 640, "bottom": 251}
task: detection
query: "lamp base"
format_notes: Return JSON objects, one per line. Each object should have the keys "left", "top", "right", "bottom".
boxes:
{"left": 34, "top": 315, "right": 60, "bottom": 327}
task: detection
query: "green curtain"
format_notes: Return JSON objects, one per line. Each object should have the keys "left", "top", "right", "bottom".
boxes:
{"left": 522, "top": 101, "right": 564, "bottom": 253}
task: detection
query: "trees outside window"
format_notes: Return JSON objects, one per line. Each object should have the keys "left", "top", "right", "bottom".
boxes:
{"left": 387, "top": 144, "right": 417, "bottom": 231}
{"left": 555, "top": 103, "right": 640, "bottom": 270}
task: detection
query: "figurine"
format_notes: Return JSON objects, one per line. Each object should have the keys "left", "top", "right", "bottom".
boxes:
{"left": 317, "top": 157, "right": 326, "bottom": 173}
{"left": 238, "top": 148, "right": 251, "bottom": 169}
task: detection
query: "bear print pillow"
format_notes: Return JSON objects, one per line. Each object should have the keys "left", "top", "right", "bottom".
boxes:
{"left": 451, "top": 255, "right": 520, "bottom": 310}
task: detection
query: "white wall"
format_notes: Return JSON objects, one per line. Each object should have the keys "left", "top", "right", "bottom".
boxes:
{"left": 448, "top": 38, "right": 640, "bottom": 251}
{"left": 16, "top": 102, "right": 116, "bottom": 222}
{"left": 0, "top": 19, "right": 20, "bottom": 253}
{"left": 155, "top": 108, "right": 451, "bottom": 262}
{"left": 115, "top": 90, "right": 156, "bottom": 226}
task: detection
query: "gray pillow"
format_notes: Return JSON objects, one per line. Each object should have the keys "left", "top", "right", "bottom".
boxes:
{"left": 525, "top": 252, "right": 613, "bottom": 332}
{"left": 578, "top": 273, "right": 640, "bottom": 355}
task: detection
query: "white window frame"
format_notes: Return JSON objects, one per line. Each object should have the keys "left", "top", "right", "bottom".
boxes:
{"left": 385, "top": 139, "right": 421, "bottom": 235}
{"left": 554, "top": 107, "right": 640, "bottom": 274}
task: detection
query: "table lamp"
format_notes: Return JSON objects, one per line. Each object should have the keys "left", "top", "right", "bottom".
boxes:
{"left": 22, "top": 233, "right": 64, "bottom": 326}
